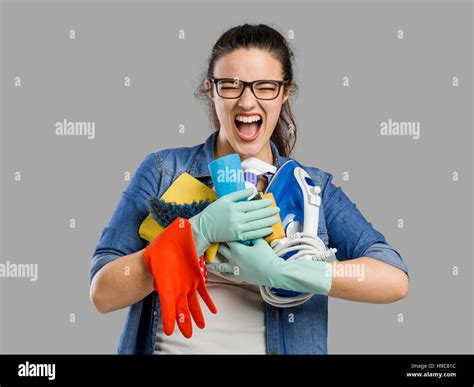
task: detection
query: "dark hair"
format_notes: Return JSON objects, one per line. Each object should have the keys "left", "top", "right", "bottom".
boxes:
{"left": 195, "top": 23, "right": 299, "bottom": 157}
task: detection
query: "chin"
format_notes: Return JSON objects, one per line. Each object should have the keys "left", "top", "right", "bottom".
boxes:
{"left": 232, "top": 138, "right": 264, "bottom": 158}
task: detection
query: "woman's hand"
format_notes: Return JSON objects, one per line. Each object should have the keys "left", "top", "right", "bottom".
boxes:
{"left": 209, "top": 238, "right": 333, "bottom": 295}
{"left": 189, "top": 188, "right": 280, "bottom": 255}
{"left": 209, "top": 238, "right": 284, "bottom": 287}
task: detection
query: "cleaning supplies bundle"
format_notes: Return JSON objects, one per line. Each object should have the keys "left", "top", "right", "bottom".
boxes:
{"left": 140, "top": 153, "right": 281, "bottom": 338}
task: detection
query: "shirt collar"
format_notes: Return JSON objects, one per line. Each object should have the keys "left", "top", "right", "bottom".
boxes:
{"left": 189, "top": 130, "right": 285, "bottom": 177}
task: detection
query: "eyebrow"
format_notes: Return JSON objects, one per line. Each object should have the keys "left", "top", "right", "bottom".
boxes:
{"left": 216, "top": 77, "right": 282, "bottom": 81}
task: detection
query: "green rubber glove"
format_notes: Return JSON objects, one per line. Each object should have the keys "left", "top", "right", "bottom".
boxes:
{"left": 189, "top": 188, "right": 280, "bottom": 256}
{"left": 208, "top": 238, "right": 333, "bottom": 296}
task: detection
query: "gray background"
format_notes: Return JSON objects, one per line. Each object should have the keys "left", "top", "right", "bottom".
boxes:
{"left": 1, "top": 0, "right": 472, "bottom": 354}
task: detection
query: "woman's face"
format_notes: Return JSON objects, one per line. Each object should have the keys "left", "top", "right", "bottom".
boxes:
{"left": 206, "top": 48, "right": 290, "bottom": 161}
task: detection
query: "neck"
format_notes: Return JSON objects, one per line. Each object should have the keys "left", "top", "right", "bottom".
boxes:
{"left": 214, "top": 131, "right": 274, "bottom": 165}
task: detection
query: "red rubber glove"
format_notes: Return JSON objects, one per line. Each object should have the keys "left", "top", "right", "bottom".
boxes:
{"left": 143, "top": 217, "right": 217, "bottom": 338}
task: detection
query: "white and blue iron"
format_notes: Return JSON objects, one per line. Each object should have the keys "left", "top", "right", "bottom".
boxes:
{"left": 260, "top": 160, "right": 337, "bottom": 308}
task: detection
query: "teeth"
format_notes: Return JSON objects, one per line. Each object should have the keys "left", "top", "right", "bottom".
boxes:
{"left": 235, "top": 115, "right": 262, "bottom": 123}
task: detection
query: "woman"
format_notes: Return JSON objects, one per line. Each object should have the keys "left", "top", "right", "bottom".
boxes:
{"left": 89, "top": 24, "right": 409, "bottom": 355}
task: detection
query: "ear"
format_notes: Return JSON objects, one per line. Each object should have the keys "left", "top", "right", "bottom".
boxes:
{"left": 282, "top": 83, "right": 291, "bottom": 104}
{"left": 204, "top": 79, "right": 214, "bottom": 100}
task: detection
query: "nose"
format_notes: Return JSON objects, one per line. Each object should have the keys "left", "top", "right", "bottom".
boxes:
{"left": 237, "top": 85, "right": 257, "bottom": 108}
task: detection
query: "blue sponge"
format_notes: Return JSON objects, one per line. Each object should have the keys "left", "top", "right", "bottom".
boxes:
{"left": 148, "top": 197, "right": 211, "bottom": 227}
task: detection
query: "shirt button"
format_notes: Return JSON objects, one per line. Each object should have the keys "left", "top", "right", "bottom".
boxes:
{"left": 272, "top": 311, "right": 277, "bottom": 318}
{"left": 153, "top": 310, "right": 158, "bottom": 316}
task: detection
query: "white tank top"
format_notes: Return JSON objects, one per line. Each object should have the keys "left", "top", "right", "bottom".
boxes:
{"left": 153, "top": 270, "right": 266, "bottom": 354}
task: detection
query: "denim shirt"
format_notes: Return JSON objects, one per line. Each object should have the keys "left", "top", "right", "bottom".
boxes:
{"left": 90, "top": 131, "right": 408, "bottom": 355}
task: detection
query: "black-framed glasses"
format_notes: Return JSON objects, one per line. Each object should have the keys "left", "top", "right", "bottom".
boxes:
{"left": 210, "top": 77, "right": 288, "bottom": 100}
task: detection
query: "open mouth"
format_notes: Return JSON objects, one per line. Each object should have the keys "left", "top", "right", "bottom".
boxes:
{"left": 233, "top": 115, "right": 263, "bottom": 142}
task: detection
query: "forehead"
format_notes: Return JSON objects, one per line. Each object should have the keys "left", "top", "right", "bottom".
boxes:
{"left": 214, "top": 48, "right": 283, "bottom": 80}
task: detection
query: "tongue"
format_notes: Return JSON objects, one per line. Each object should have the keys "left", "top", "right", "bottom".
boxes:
{"left": 237, "top": 122, "right": 259, "bottom": 137}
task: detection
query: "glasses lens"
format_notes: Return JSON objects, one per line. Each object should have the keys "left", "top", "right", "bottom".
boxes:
{"left": 217, "top": 79, "right": 242, "bottom": 98}
{"left": 253, "top": 81, "right": 280, "bottom": 100}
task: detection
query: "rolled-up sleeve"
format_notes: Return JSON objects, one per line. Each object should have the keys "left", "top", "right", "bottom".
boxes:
{"left": 362, "top": 242, "right": 408, "bottom": 275}
{"left": 89, "top": 152, "right": 161, "bottom": 284}
{"left": 322, "top": 171, "right": 408, "bottom": 275}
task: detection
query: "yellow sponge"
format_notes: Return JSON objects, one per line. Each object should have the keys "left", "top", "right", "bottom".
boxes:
{"left": 260, "top": 192, "right": 285, "bottom": 243}
{"left": 139, "top": 173, "right": 219, "bottom": 262}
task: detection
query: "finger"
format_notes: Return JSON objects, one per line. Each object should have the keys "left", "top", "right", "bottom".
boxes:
{"left": 243, "top": 206, "right": 280, "bottom": 223}
{"left": 242, "top": 216, "right": 279, "bottom": 232}
{"left": 157, "top": 291, "right": 176, "bottom": 336}
{"left": 176, "top": 296, "right": 193, "bottom": 339}
{"left": 234, "top": 198, "right": 273, "bottom": 212}
{"left": 224, "top": 188, "right": 255, "bottom": 202}
{"left": 251, "top": 238, "right": 267, "bottom": 247}
{"left": 224, "top": 240, "right": 240, "bottom": 249}
{"left": 217, "top": 243, "right": 232, "bottom": 257}
{"left": 197, "top": 281, "right": 217, "bottom": 314}
{"left": 187, "top": 291, "right": 205, "bottom": 329}
{"left": 206, "top": 262, "right": 234, "bottom": 273}
{"left": 241, "top": 227, "right": 274, "bottom": 240}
